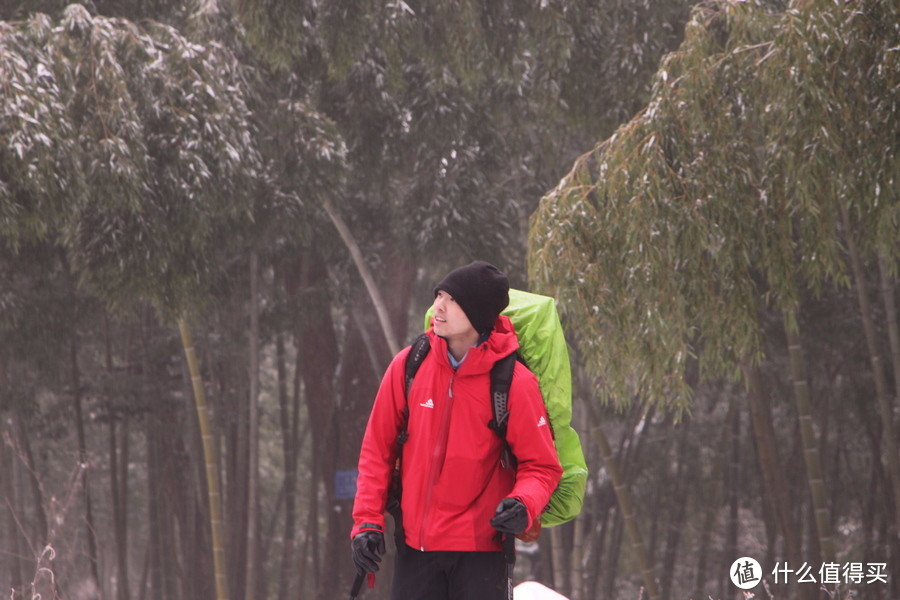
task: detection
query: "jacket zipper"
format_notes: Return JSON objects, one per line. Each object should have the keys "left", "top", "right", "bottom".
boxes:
{"left": 417, "top": 373, "right": 455, "bottom": 550}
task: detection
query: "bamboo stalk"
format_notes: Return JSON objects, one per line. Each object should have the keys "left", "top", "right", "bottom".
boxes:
{"left": 878, "top": 254, "right": 900, "bottom": 407}
{"left": 245, "top": 251, "right": 261, "bottom": 600}
{"left": 584, "top": 400, "right": 660, "bottom": 600}
{"left": 178, "top": 318, "right": 230, "bottom": 600}
{"left": 841, "top": 207, "right": 900, "bottom": 533}
{"left": 783, "top": 310, "right": 834, "bottom": 561}
{"left": 321, "top": 197, "right": 399, "bottom": 355}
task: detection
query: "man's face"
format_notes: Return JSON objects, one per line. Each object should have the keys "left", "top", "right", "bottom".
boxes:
{"left": 431, "top": 290, "right": 477, "bottom": 341}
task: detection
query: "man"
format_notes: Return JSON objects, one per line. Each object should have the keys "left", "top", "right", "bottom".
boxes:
{"left": 350, "top": 261, "right": 562, "bottom": 600}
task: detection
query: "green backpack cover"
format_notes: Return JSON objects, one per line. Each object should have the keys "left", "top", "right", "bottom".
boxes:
{"left": 425, "top": 288, "right": 588, "bottom": 527}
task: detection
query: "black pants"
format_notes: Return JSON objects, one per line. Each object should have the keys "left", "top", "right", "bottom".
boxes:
{"left": 391, "top": 544, "right": 508, "bottom": 600}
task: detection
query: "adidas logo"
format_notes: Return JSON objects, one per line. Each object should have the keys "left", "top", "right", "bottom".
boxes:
{"left": 420, "top": 398, "right": 435, "bottom": 409}
{"left": 537, "top": 416, "right": 547, "bottom": 427}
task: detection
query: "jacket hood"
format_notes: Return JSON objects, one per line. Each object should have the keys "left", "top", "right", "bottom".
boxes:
{"left": 427, "top": 314, "right": 518, "bottom": 374}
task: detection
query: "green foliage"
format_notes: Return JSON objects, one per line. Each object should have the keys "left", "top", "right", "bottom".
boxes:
{"left": 0, "top": 14, "right": 80, "bottom": 243}
{"left": 237, "top": 0, "right": 693, "bottom": 273}
{"left": 529, "top": 0, "right": 898, "bottom": 409}
{"left": 235, "top": 0, "right": 319, "bottom": 74}
{"left": 0, "top": 5, "right": 265, "bottom": 318}
{"left": 765, "top": 0, "right": 899, "bottom": 270}
{"left": 0, "top": 0, "right": 190, "bottom": 23}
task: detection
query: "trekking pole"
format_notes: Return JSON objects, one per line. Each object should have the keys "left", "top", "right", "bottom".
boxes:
{"left": 350, "top": 571, "right": 375, "bottom": 600}
{"left": 502, "top": 534, "right": 516, "bottom": 600}
{"left": 349, "top": 571, "right": 365, "bottom": 600}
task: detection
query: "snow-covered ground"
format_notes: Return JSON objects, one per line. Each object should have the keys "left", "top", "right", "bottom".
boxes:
{"left": 514, "top": 581, "right": 569, "bottom": 600}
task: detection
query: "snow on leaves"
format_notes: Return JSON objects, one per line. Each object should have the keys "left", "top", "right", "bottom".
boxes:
{"left": 0, "top": 6, "right": 264, "bottom": 314}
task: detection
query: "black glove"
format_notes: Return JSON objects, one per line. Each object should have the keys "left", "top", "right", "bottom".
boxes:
{"left": 351, "top": 530, "right": 386, "bottom": 575}
{"left": 490, "top": 497, "right": 528, "bottom": 536}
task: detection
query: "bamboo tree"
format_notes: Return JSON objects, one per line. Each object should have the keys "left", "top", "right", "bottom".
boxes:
{"left": 244, "top": 251, "right": 261, "bottom": 600}
{"left": 742, "top": 362, "right": 805, "bottom": 594}
{"left": 766, "top": 0, "right": 897, "bottom": 574}
{"left": 69, "top": 338, "right": 101, "bottom": 594}
{"left": 549, "top": 526, "right": 567, "bottom": 597}
{"left": 660, "top": 423, "right": 690, "bottom": 600}
{"left": 0, "top": 9, "right": 273, "bottom": 599}
{"left": 274, "top": 274, "right": 302, "bottom": 598}
{"left": 721, "top": 400, "right": 739, "bottom": 599}
{"left": 10, "top": 408, "right": 48, "bottom": 546}
{"left": 0, "top": 415, "right": 26, "bottom": 596}
{"left": 692, "top": 399, "right": 730, "bottom": 598}
{"left": 783, "top": 309, "right": 834, "bottom": 561}
{"left": 179, "top": 318, "right": 230, "bottom": 600}
{"left": 584, "top": 400, "right": 660, "bottom": 600}
{"left": 531, "top": 4, "right": 896, "bottom": 593}
{"left": 878, "top": 255, "right": 900, "bottom": 405}
{"left": 109, "top": 417, "right": 130, "bottom": 600}
{"left": 767, "top": 0, "right": 899, "bottom": 548}
{"left": 570, "top": 516, "right": 586, "bottom": 600}
{"left": 842, "top": 208, "right": 900, "bottom": 532}
{"left": 321, "top": 197, "right": 399, "bottom": 355}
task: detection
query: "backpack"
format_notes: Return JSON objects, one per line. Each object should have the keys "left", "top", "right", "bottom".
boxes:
{"left": 408, "top": 289, "right": 588, "bottom": 532}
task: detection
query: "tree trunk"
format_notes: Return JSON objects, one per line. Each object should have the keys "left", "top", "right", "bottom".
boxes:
{"left": 69, "top": 338, "right": 102, "bottom": 597}
{"left": 742, "top": 362, "right": 809, "bottom": 599}
{"left": 585, "top": 488, "right": 612, "bottom": 600}
{"left": 783, "top": 310, "right": 834, "bottom": 561}
{"left": 550, "top": 526, "right": 567, "bottom": 598}
{"left": 276, "top": 325, "right": 300, "bottom": 599}
{"left": 693, "top": 399, "right": 730, "bottom": 599}
{"left": 179, "top": 317, "right": 230, "bottom": 600}
{"left": 321, "top": 197, "right": 399, "bottom": 355}
{"left": 148, "top": 408, "right": 180, "bottom": 600}
{"left": 285, "top": 243, "right": 416, "bottom": 599}
{"left": 322, "top": 310, "right": 373, "bottom": 597}
{"left": 660, "top": 423, "right": 689, "bottom": 600}
{"left": 570, "top": 516, "right": 586, "bottom": 600}
{"left": 878, "top": 253, "right": 900, "bottom": 422}
{"left": 145, "top": 346, "right": 163, "bottom": 600}
{"left": 583, "top": 400, "right": 660, "bottom": 600}
{"left": 602, "top": 502, "right": 625, "bottom": 600}
{"left": 842, "top": 206, "right": 900, "bottom": 535}
{"left": 302, "top": 437, "right": 322, "bottom": 597}
{"left": 110, "top": 418, "right": 130, "bottom": 600}
{"left": 244, "top": 251, "right": 261, "bottom": 600}
{"left": 285, "top": 249, "right": 340, "bottom": 600}
{"left": 1, "top": 415, "right": 26, "bottom": 596}
{"left": 10, "top": 407, "right": 48, "bottom": 546}
{"left": 720, "top": 397, "right": 740, "bottom": 600}
{"left": 121, "top": 416, "right": 132, "bottom": 597}
{"left": 221, "top": 299, "right": 249, "bottom": 600}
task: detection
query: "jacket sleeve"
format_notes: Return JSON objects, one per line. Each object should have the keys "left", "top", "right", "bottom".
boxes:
{"left": 504, "top": 363, "right": 564, "bottom": 528}
{"left": 350, "top": 347, "right": 411, "bottom": 538}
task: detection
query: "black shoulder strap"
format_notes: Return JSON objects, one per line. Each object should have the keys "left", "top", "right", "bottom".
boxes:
{"left": 405, "top": 333, "right": 431, "bottom": 397}
{"left": 488, "top": 352, "right": 517, "bottom": 438}
{"left": 489, "top": 352, "right": 518, "bottom": 470}
{"left": 399, "top": 333, "right": 431, "bottom": 442}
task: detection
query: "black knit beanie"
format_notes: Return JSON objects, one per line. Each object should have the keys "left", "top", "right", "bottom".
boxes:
{"left": 434, "top": 261, "right": 510, "bottom": 334}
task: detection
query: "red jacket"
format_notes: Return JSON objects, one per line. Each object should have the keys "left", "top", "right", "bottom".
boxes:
{"left": 351, "top": 315, "right": 562, "bottom": 551}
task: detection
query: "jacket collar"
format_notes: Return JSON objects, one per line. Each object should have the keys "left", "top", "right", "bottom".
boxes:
{"left": 427, "top": 314, "right": 518, "bottom": 375}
